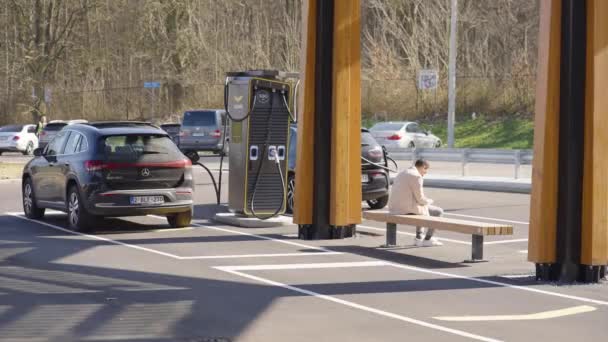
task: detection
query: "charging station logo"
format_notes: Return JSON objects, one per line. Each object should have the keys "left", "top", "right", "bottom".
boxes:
{"left": 257, "top": 90, "right": 271, "bottom": 104}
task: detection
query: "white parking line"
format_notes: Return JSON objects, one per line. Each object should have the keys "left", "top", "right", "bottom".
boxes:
{"left": 434, "top": 305, "right": 596, "bottom": 322}
{"left": 219, "top": 261, "right": 386, "bottom": 271}
{"left": 9, "top": 213, "right": 341, "bottom": 260}
{"left": 444, "top": 213, "right": 529, "bottom": 225}
{"left": 178, "top": 252, "right": 343, "bottom": 260}
{"left": 150, "top": 215, "right": 339, "bottom": 254}
{"left": 215, "top": 263, "right": 502, "bottom": 342}
{"left": 358, "top": 224, "right": 471, "bottom": 245}
{"left": 484, "top": 239, "right": 529, "bottom": 245}
{"left": 9, "top": 213, "right": 183, "bottom": 260}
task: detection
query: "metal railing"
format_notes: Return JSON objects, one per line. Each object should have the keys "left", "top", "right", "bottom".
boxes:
{"left": 385, "top": 148, "right": 533, "bottom": 179}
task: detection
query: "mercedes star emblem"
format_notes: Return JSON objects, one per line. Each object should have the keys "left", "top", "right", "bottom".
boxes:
{"left": 141, "top": 168, "right": 151, "bottom": 177}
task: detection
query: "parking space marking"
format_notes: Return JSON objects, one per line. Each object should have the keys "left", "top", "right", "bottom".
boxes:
{"left": 215, "top": 263, "right": 502, "bottom": 342}
{"left": 178, "top": 252, "right": 343, "bottom": 260}
{"left": 444, "top": 213, "right": 529, "bottom": 225}
{"left": 387, "top": 262, "right": 608, "bottom": 306}
{"left": 7, "top": 213, "right": 341, "bottom": 260}
{"left": 434, "top": 305, "right": 596, "bottom": 322}
{"left": 218, "top": 261, "right": 386, "bottom": 271}
{"left": 9, "top": 213, "right": 183, "bottom": 260}
{"left": 484, "top": 239, "right": 529, "bottom": 245}
{"left": 148, "top": 215, "right": 339, "bottom": 254}
{"left": 358, "top": 224, "right": 471, "bottom": 245}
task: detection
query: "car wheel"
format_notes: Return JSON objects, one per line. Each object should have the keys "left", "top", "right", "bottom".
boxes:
{"left": 67, "top": 186, "right": 93, "bottom": 232}
{"left": 408, "top": 141, "right": 415, "bottom": 149}
{"left": 167, "top": 209, "right": 192, "bottom": 228}
{"left": 367, "top": 195, "right": 389, "bottom": 210}
{"left": 23, "top": 142, "right": 34, "bottom": 155}
{"left": 23, "top": 178, "right": 45, "bottom": 219}
{"left": 286, "top": 174, "right": 295, "bottom": 214}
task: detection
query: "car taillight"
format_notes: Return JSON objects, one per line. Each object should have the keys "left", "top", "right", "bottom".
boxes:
{"left": 211, "top": 130, "right": 221, "bottom": 138}
{"left": 39, "top": 131, "right": 46, "bottom": 137}
{"left": 184, "top": 158, "right": 192, "bottom": 168}
{"left": 84, "top": 160, "right": 107, "bottom": 172}
{"left": 387, "top": 134, "right": 402, "bottom": 140}
{"left": 12, "top": 136, "right": 20, "bottom": 141}
{"left": 370, "top": 172, "right": 384, "bottom": 178}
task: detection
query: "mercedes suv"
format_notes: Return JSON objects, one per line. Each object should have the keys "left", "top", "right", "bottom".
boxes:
{"left": 22, "top": 122, "right": 194, "bottom": 231}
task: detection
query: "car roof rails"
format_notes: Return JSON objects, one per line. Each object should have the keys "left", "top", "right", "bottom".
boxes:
{"left": 86, "top": 121, "right": 160, "bottom": 129}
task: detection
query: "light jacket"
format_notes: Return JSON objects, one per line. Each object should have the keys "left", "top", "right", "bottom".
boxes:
{"left": 388, "top": 166, "right": 433, "bottom": 215}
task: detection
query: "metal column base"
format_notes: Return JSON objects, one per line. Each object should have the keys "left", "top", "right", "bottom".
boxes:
{"left": 380, "top": 223, "right": 398, "bottom": 248}
{"left": 464, "top": 235, "right": 488, "bottom": 263}
{"left": 298, "top": 224, "right": 356, "bottom": 240}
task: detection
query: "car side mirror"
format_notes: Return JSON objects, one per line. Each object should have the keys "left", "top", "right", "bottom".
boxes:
{"left": 424, "top": 131, "right": 430, "bottom": 135}
{"left": 185, "top": 151, "right": 200, "bottom": 163}
{"left": 33, "top": 148, "right": 43, "bottom": 157}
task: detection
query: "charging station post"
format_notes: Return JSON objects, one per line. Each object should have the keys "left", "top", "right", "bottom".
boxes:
{"left": 224, "top": 70, "right": 294, "bottom": 220}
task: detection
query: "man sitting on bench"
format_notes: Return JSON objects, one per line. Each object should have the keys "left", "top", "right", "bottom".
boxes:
{"left": 388, "top": 159, "right": 444, "bottom": 247}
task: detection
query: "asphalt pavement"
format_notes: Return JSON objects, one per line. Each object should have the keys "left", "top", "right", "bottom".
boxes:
{"left": 0, "top": 169, "right": 605, "bottom": 342}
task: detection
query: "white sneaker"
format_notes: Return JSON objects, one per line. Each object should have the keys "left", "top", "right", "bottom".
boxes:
{"left": 414, "top": 237, "right": 424, "bottom": 247}
{"left": 422, "top": 237, "right": 444, "bottom": 247}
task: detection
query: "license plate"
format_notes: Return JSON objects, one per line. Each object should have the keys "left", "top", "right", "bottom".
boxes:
{"left": 130, "top": 196, "right": 164, "bottom": 205}
{"left": 192, "top": 132, "right": 206, "bottom": 136}
{"left": 361, "top": 174, "right": 369, "bottom": 183}
{"left": 0, "top": 137, "right": 7, "bottom": 141}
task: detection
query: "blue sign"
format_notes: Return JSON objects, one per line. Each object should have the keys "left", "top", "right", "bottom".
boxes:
{"left": 144, "top": 82, "right": 161, "bottom": 88}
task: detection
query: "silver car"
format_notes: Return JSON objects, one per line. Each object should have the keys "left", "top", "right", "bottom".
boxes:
{"left": 0, "top": 124, "right": 38, "bottom": 155}
{"left": 39, "top": 119, "right": 87, "bottom": 149}
{"left": 179, "top": 110, "right": 228, "bottom": 154}
{"left": 369, "top": 121, "right": 441, "bottom": 149}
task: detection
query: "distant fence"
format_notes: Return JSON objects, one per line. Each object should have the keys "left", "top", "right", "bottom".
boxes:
{"left": 386, "top": 148, "right": 533, "bottom": 179}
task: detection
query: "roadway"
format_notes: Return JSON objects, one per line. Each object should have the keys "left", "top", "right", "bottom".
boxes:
{"left": 0, "top": 169, "right": 605, "bottom": 341}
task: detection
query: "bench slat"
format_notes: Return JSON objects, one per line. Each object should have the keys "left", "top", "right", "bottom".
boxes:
{"left": 362, "top": 210, "right": 513, "bottom": 236}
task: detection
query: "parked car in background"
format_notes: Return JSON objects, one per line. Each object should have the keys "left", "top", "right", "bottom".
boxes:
{"left": 160, "top": 123, "right": 181, "bottom": 146}
{"left": 179, "top": 110, "right": 228, "bottom": 154}
{"left": 369, "top": 121, "right": 441, "bottom": 149}
{"left": 39, "top": 119, "right": 88, "bottom": 149}
{"left": 0, "top": 124, "right": 38, "bottom": 155}
{"left": 21, "top": 121, "right": 194, "bottom": 231}
{"left": 286, "top": 126, "right": 390, "bottom": 213}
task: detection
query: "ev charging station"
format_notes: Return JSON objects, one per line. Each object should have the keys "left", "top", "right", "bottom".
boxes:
{"left": 223, "top": 70, "right": 296, "bottom": 220}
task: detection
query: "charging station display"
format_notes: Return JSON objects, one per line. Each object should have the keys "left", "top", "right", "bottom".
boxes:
{"left": 225, "top": 71, "right": 292, "bottom": 218}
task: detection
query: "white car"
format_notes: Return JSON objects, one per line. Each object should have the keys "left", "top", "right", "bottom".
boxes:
{"left": 0, "top": 124, "right": 39, "bottom": 155}
{"left": 369, "top": 121, "right": 441, "bottom": 149}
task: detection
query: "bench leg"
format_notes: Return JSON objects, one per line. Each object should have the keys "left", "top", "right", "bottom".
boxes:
{"left": 465, "top": 235, "right": 488, "bottom": 263}
{"left": 382, "top": 223, "right": 397, "bottom": 247}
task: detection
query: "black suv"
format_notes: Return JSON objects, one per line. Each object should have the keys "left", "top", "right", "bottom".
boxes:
{"left": 286, "top": 126, "right": 390, "bottom": 213}
{"left": 22, "top": 122, "right": 194, "bottom": 231}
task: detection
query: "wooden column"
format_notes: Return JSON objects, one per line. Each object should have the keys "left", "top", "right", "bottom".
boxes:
{"left": 529, "top": 0, "right": 561, "bottom": 266}
{"left": 581, "top": 0, "right": 608, "bottom": 270}
{"left": 330, "top": 0, "right": 362, "bottom": 227}
{"left": 295, "top": 0, "right": 362, "bottom": 239}
{"left": 530, "top": 0, "right": 608, "bottom": 283}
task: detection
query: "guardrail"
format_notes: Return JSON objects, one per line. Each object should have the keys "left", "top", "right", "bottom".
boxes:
{"left": 385, "top": 148, "right": 533, "bottom": 179}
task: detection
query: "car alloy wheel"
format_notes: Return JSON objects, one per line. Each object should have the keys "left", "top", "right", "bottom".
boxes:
{"left": 25, "top": 142, "right": 34, "bottom": 155}
{"left": 68, "top": 192, "right": 80, "bottom": 227}
{"left": 23, "top": 183, "right": 33, "bottom": 215}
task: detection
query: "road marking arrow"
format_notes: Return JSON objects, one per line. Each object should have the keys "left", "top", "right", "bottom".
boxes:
{"left": 434, "top": 305, "right": 596, "bottom": 321}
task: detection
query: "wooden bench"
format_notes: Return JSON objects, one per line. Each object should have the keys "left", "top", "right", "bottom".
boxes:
{"left": 362, "top": 210, "right": 514, "bottom": 262}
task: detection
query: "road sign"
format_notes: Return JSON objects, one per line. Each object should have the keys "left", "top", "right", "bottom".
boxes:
{"left": 418, "top": 69, "right": 438, "bottom": 90}
{"left": 144, "top": 82, "right": 161, "bottom": 88}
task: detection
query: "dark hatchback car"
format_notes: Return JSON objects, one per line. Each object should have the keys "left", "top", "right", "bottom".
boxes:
{"left": 286, "top": 126, "right": 390, "bottom": 213}
{"left": 22, "top": 122, "right": 194, "bottom": 231}
{"left": 160, "top": 123, "right": 181, "bottom": 145}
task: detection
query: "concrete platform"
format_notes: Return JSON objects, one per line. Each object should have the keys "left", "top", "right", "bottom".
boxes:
{"left": 213, "top": 212, "right": 293, "bottom": 228}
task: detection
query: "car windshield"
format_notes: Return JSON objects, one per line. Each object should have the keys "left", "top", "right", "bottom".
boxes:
{"left": 0, "top": 125, "right": 23, "bottom": 132}
{"left": 182, "top": 111, "right": 216, "bottom": 127}
{"left": 43, "top": 123, "right": 67, "bottom": 131}
{"left": 102, "top": 135, "right": 182, "bottom": 163}
{"left": 370, "top": 123, "right": 405, "bottom": 131}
